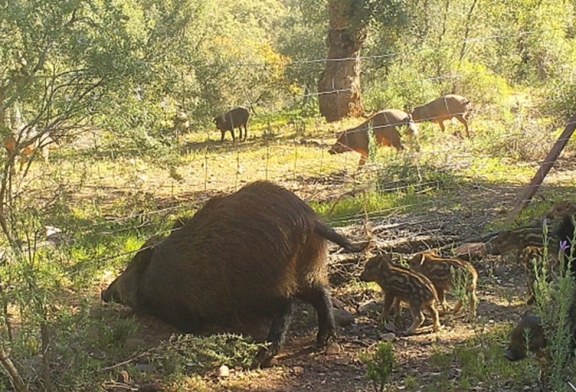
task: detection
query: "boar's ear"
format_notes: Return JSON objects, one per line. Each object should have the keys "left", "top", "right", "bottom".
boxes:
{"left": 378, "top": 253, "right": 391, "bottom": 268}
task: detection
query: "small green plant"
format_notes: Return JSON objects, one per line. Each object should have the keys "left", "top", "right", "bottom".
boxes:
{"left": 368, "top": 123, "right": 378, "bottom": 165}
{"left": 450, "top": 265, "right": 473, "bottom": 321}
{"left": 360, "top": 341, "right": 395, "bottom": 392}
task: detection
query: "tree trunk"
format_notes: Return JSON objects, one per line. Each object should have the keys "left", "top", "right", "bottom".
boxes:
{"left": 318, "top": 1, "right": 367, "bottom": 122}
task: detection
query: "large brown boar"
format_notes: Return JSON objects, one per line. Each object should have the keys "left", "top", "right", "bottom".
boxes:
{"left": 213, "top": 106, "right": 250, "bottom": 142}
{"left": 359, "top": 253, "right": 441, "bottom": 334}
{"left": 411, "top": 94, "right": 472, "bottom": 137}
{"left": 408, "top": 251, "right": 478, "bottom": 317}
{"left": 328, "top": 109, "right": 418, "bottom": 167}
{"left": 101, "top": 181, "right": 366, "bottom": 367}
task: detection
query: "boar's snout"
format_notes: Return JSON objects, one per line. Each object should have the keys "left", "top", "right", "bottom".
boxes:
{"left": 101, "top": 279, "right": 122, "bottom": 303}
{"left": 359, "top": 269, "right": 375, "bottom": 282}
{"left": 328, "top": 143, "right": 349, "bottom": 155}
{"left": 101, "top": 286, "right": 114, "bottom": 302}
{"left": 504, "top": 347, "right": 525, "bottom": 362}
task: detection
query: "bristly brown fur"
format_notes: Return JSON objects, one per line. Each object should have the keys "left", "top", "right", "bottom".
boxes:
{"left": 408, "top": 251, "right": 478, "bottom": 318}
{"left": 102, "top": 180, "right": 365, "bottom": 366}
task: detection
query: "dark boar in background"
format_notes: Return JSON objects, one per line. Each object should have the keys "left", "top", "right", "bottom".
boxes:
{"left": 102, "top": 181, "right": 365, "bottom": 366}
{"left": 213, "top": 106, "right": 250, "bottom": 142}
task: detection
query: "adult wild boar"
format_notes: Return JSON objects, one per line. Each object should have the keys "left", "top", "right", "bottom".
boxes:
{"left": 213, "top": 106, "right": 250, "bottom": 142}
{"left": 328, "top": 109, "right": 418, "bottom": 167}
{"left": 101, "top": 181, "right": 366, "bottom": 367}
{"left": 411, "top": 94, "right": 472, "bottom": 137}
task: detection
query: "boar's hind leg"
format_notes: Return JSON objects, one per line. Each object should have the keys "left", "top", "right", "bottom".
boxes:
{"left": 406, "top": 308, "right": 425, "bottom": 335}
{"left": 241, "top": 124, "right": 248, "bottom": 141}
{"left": 300, "top": 285, "right": 336, "bottom": 346}
{"left": 254, "top": 300, "right": 294, "bottom": 367}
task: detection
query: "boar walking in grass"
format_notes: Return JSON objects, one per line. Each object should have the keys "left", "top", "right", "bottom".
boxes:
{"left": 359, "top": 253, "right": 441, "bottom": 334}
{"left": 411, "top": 94, "right": 472, "bottom": 137}
{"left": 328, "top": 109, "right": 418, "bottom": 168}
{"left": 213, "top": 106, "right": 250, "bottom": 142}
{"left": 101, "top": 181, "right": 366, "bottom": 367}
{"left": 408, "top": 251, "right": 478, "bottom": 318}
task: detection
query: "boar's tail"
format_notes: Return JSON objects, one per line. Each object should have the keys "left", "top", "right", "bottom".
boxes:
{"left": 315, "top": 222, "right": 368, "bottom": 252}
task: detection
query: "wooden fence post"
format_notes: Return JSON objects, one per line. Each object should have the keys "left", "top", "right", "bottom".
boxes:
{"left": 506, "top": 113, "right": 576, "bottom": 223}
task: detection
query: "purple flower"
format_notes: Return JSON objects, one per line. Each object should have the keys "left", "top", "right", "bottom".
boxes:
{"left": 560, "top": 240, "right": 570, "bottom": 253}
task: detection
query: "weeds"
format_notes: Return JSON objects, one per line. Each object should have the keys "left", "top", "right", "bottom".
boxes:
{"left": 360, "top": 342, "right": 395, "bottom": 392}
{"left": 531, "top": 219, "right": 576, "bottom": 391}
{"left": 450, "top": 265, "right": 474, "bottom": 321}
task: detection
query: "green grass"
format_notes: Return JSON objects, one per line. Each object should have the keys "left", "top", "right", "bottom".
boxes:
{"left": 391, "top": 326, "right": 539, "bottom": 391}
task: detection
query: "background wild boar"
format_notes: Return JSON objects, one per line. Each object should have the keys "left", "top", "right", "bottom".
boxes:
{"left": 213, "top": 106, "right": 250, "bottom": 142}
{"left": 328, "top": 109, "right": 418, "bottom": 167}
{"left": 101, "top": 181, "right": 365, "bottom": 366}
{"left": 411, "top": 94, "right": 472, "bottom": 137}
{"left": 504, "top": 311, "right": 547, "bottom": 361}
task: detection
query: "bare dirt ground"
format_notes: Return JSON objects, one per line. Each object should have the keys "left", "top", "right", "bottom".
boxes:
{"left": 99, "top": 155, "right": 576, "bottom": 392}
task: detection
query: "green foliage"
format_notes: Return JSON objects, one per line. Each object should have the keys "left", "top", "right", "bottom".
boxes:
{"left": 451, "top": 61, "right": 512, "bottom": 106}
{"left": 375, "top": 160, "right": 457, "bottom": 194}
{"left": 450, "top": 265, "right": 473, "bottom": 320}
{"left": 360, "top": 342, "right": 395, "bottom": 392}
{"left": 424, "top": 327, "right": 539, "bottom": 391}
{"left": 544, "top": 80, "right": 576, "bottom": 122}
{"left": 277, "top": 0, "right": 326, "bottom": 102}
{"left": 531, "top": 223, "right": 576, "bottom": 392}
{"left": 148, "top": 334, "right": 264, "bottom": 378}
{"left": 363, "top": 62, "right": 441, "bottom": 113}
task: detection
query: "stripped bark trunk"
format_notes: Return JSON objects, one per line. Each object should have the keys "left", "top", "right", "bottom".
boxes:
{"left": 317, "top": 1, "right": 366, "bottom": 122}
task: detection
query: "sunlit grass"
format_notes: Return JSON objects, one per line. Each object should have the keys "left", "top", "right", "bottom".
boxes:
{"left": 390, "top": 326, "right": 539, "bottom": 391}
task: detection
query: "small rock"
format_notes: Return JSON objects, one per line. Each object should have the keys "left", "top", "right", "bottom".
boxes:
{"left": 217, "top": 365, "right": 230, "bottom": 378}
{"left": 134, "top": 363, "right": 156, "bottom": 373}
{"left": 380, "top": 332, "right": 396, "bottom": 342}
{"left": 333, "top": 308, "right": 355, "bottom": 327}
{"left": 324, "top": 343, "right": 342, "bottom": 355}
{"left": 138, "top": 383, "right": 162, "bottom": 392}
{"left": 85, "top": 325, "right": 100, "bottom": 341}
{"left": 292, "top": 366, "right": 304, "bottom": 375}
{"left": 123, "top": 338, "right": 146, "bottom": 352}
